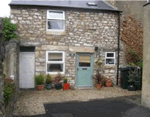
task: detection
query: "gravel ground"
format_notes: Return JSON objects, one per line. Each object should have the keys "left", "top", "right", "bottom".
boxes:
{"left": 13, "top": 86, "right": 141, "bottom": 116}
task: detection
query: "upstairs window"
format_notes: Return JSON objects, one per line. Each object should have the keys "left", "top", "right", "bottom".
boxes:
{"left": 105, "top": 52, "right": 115, "bottom": 65}
{"left": 47, "top": 10, "right": 65, "bottom": 31}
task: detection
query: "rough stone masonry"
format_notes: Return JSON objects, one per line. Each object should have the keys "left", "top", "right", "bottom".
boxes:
{"left": 0, "top": 18, "right": 4, "bottom": 117}
{"left": 10, "top": 6, "right": 124, "bottom": 85}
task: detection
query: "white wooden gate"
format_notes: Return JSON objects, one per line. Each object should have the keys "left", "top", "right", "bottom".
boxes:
{"left": 19, "top": 52, "right": 35, "bottom": 88}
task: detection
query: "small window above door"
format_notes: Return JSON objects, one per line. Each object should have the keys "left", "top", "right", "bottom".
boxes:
{"left": 105, "top": 52, "right": 115, "bottom": 65}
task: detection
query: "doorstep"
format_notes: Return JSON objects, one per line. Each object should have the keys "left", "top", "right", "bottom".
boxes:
{"left": 75, "top": 86, "right": 94, "bottom": 90}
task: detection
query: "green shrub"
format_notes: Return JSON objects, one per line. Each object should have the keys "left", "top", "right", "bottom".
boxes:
{"left": 3, "top": 73, "right": 7, "bottom": 79}
{"left": 2, "top": 18, "right": 18, "bottom": 42}
{"left": 64, "top": 78, "right": 68, "bottom": 83}
{"left": 46, "top": 74, "right": 52, "bottom": 84}
{"left": 128, "top": 68, "right": 142, "bottom": 89}
{"left": 128, "top": 48, "right": 143, "bottom": 68}
{"left": 4, "top": 81, "right": 15, "bottom": 104}
{"left": 35, "top": 74, "right": 44, "bottom": 85}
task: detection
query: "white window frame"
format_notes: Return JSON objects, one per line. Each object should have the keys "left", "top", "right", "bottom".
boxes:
{"left": 46, "top": 10, "right": 65, "bottom": 31}
{"left": 46, "top": 51, "right": 65, "bottom": 74}
{"left": 105, "top": 52, "right": 115, "bottom": 65}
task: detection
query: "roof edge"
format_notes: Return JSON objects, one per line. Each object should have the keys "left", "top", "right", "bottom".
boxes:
{"left": 102, "top": 0, "right": 118, "bottom": 11}
{"left": 143, "top": 2, "right": 150, "bottom": 7}
{"left": 9, "top": 3, "right": 121, "bottom": 12}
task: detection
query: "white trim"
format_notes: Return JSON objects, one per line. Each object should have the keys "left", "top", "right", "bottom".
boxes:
{"left": 47, "top": 10, "right": 65, "bottom": 20}
{"left": 46, "top": 10, "right": 65, "bottom": 31}
{"left": 105, "top": 52, "right": 115, "bottom": 65}
{"left": 46, "top": 51, "right": 65, "bottom": 74}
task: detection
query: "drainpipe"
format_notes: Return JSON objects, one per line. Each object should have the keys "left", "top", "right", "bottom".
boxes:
{"left": 116, "top": 12, "right": 121, "bottom": 85}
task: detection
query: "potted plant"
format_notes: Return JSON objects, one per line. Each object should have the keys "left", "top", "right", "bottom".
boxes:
{"left": 64, "top": 78, "right": 68, "bottom": 83}
{"left": 105, "top": 78, "right": 113, "bottom": 87}
{"left": 54, "top": 73, "right": 63, "bottom": 90}
{"left": 46, "top": 74, "right": 53, "bottom": 90}
{"left": 94, "top": 72, "right": 103, "bottom": 89}
{"left": 95, "top": 57, "right": 104, "bottom": 89}
{"left": 63, "top": 78, "right": 70, "bottom": 90}
{"left": 127, "top": 68, "right": 141, "bottom": 91}
{"left": 35, "top": 74, "right": 44, "bottom": 91}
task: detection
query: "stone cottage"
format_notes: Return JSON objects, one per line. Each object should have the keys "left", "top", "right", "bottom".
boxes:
{"left": 9, "top": 0, "right": 123, "bottom": 89}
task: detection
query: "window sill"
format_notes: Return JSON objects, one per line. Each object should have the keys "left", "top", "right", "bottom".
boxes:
{"left": 103, "top": 65, "right": 116, "bottom": 69}
{"left": 46, "top": 72, "right": 65, "bottom": 76}
{"left": 46, "top": 30, "right": 67, "bottom": 36}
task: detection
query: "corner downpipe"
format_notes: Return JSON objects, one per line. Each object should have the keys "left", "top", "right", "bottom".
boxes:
{"left": 116, "top": 12, "right": 121, "bottom": 85}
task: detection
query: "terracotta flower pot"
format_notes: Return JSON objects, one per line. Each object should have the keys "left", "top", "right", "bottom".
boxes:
{"left": 97, "top": 84, "right": 102, "bottom": 89}
{"left": 106, "top": 82, "right": 112, "bottom": 87}
{"left": 63, "top": 83, "right": 70, "bottom": 90}
{"left": 36, "top": 85, "right": 43, "bottom": 91}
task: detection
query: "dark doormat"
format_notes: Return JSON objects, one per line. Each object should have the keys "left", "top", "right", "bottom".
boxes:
{"left": 51, "top": 113, "right": 74, "bottom": 117}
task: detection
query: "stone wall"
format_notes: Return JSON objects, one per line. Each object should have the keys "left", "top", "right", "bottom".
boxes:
{"left": 3, "top": 40, "right": 19, "bottom": 91}
{"left": 0, "top": 18, "right": 19, "bottom": 117}
{"left": 142, "top": 3, "right": 150, "bottom": 109}
{"left": 10, "top": 6, "right": 124, "bottom": 85}
{"left": 107, "top": 0, "right": 146, "bottom": 23}
{"left": 115, "top": 1, "right": 146, "bottom": 24}
{"left": 0, "top": 18, "right": 4, "bottom": 117}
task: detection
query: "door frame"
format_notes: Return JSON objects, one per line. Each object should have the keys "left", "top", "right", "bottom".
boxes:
{"left": 75, "top": 53, "right": 94, "bottom": 88}
{"left": 19, "top": 46, "right": 35, "bottom": 89}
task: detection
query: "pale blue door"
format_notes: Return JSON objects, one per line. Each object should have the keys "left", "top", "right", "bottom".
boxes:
{"left": 76, "top": 53, "right": 94, "bottom": 87}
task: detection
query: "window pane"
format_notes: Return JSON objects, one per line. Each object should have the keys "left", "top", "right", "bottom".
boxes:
{"left": 79, "top": 55, "right": 91, "bottom": 67}
{"left": 107, "top": 53, "right": 114, "bottom": 57}
{"left": 48, "top": 53, "right": 62, "bottom": 61}
{"left": 48, "top": 20, "right": 65, "bottom": 29}
{"left": 47, "top": 64, "right": 63, "bottom": 72}
{"left": 106, "top": 59, "right": 114, "bottom": 64}
{"left": 49, "top": 11, "right": 64, "bottom": 19}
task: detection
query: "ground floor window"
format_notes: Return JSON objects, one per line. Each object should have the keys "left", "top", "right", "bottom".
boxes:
{"left": 46, "top": 51, "right": 65, "bottom": 74}
{"left": 105, "top": 52, "right": 115, "bottom": 65}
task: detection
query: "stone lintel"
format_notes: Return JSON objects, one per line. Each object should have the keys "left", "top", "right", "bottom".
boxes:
{"left": 69, "top": 46, "right": 95, "bottom": 53}
{"left": 20, "top": 41, "right": 41, "bottom": 46}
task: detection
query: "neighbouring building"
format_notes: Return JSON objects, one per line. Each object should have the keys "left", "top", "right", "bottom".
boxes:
{"left": 9, "top": 0, "right": 123, "bottom": 89}
{"left": 107, "top": 0, "right": 146, "bottom": 65}
{"left": 142, "top": 1, "right": 150, "bottom": 109}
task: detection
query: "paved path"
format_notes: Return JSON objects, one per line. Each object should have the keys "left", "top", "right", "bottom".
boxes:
{"left": 21, "top": 96, "right": 150, "bottom": 117}
{"left": 14, "top": 87, "right": 141, "bottom": 116}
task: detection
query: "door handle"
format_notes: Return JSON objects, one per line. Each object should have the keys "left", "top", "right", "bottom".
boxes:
{"left": 77, "top": 68, "right": 79, "bottom": 71}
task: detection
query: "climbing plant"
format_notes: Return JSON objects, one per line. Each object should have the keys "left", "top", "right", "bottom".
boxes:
{"left": 127, "top": 48, "right": 143, "bottom": 68}
{"left": 121, "top": 14, "right": 143, "bottom": 66}
{"left": 2, "top": 18, "right": 18, "bottom": 42}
